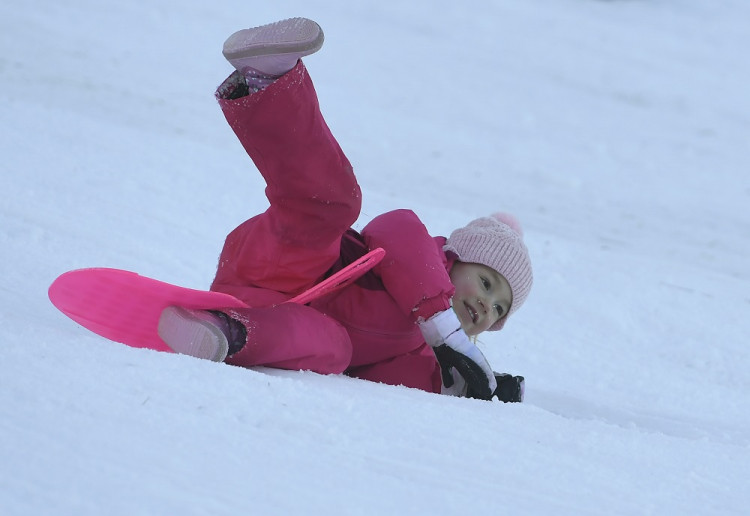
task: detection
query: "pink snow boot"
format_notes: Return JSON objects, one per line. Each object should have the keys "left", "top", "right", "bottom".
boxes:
{"left": 223, "top": 17, "right": 324, "bottom": 85}
{"left": 157, "top": 307, "right": 246, "bottom": 362}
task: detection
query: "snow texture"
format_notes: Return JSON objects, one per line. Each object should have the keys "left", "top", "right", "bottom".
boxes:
{"left": 1, "top": 0, "right": 749, "bottom": 514}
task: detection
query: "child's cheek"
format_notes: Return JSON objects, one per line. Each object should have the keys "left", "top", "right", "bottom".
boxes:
{"left": 463, "top": 278, "right": 479, "bottom": 296}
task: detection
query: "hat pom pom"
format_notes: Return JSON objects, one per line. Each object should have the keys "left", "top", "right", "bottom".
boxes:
{"left": 492, "top": 212, "right": 523, "bottom": 237}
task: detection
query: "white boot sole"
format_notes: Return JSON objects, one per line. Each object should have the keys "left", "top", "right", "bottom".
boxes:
{"left": 158, "top": 306, "right": 229, "bottom": 362}
{"left": 222, "top": 17, "right": 324, "bottom": 61}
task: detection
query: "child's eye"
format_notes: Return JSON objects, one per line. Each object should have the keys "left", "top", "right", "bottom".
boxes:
{"left": 481, "top": 277, "right": 490, "bottom": 289}
{"left": 494, "top": 304, "right": 505, "bottom": 317}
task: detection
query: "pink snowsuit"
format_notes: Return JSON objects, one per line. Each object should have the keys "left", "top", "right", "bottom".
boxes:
{"left": 210, "top": 62, "right": 457, "bottom": 393}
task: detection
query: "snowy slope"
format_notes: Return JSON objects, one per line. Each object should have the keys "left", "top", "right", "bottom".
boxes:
{"left": 2, "top": 0, "right": 749, "bottom": 514}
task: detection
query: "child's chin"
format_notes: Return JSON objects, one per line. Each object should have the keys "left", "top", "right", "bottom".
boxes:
{"left": 464, "top": 326, "right": 480, "bottom": 337}
{"left": 459, "top": 319, "right": 478, "bottom": 336}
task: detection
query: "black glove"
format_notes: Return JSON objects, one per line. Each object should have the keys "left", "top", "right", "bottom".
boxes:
{"left": 467, "top": 373, "right": 525, "bottom": 403}
{"left": 433, "top": 344, "right": 494, "bottom": 400}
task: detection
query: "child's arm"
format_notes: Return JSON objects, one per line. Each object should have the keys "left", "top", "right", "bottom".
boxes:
{"left": 361, "top": 209, "right": 454, "bottom": 320}
{"left": 362, "top": 210, "right": 498, "bottom": 399}
{"left": 422, "top": 309, "right": 525, "bottom": 402}
{"left": 419, "top": 308, "right": 498, "bottom": 399}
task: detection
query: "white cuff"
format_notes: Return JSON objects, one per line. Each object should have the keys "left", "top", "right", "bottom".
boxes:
{"left": 418, "top": 308, "right": 462, "bottom": 347}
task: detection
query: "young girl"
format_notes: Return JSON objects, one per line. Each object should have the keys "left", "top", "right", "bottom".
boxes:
{"left": 158, "top": 18, "right": 533, "bottom": 402}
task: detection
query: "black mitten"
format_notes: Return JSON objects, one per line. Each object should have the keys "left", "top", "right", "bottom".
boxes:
{"left": 433, "top": 344, "right": 494, "bottom": 400}
{"left": 467, "top": 373, "right": 525, "bottom": 402}
{"left": 494, "top": 373, "right": 524, "bottom": 402}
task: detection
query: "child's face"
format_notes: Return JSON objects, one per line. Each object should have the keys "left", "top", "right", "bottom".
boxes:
{"left": 449, "top": 261, "right": 512, "bottom": 336}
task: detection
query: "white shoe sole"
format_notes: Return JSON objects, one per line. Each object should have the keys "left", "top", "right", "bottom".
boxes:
{"left": 222, "top": 17, "right": 324, "bottom": 61}
{"left": 158, "top": 306, "right": 228, "bottom": 362}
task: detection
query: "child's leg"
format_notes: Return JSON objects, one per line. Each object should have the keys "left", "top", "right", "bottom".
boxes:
{"left": 213, "top": 55, "right": 361, "bottom": 299}
{"left": 159, "top": 302, "right": 353, "bottom": 374}
{"left": 161, "top": 20, "right": 358, "bottom": 376}
{"left": 224, "top": 304, "right": 352, "bottom": 374}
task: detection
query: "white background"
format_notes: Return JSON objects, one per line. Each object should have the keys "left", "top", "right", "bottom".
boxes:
{"left": 1, "top": 0, "right": 748, "bottom": 514}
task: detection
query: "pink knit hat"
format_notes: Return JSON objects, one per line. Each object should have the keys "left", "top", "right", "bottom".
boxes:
{"left": 444, "top": 213, "right": 533, "bottom": 331}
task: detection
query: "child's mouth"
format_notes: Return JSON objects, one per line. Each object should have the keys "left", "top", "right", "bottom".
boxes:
{"left": 464, "top": 302, "right": 478, "bottom": 324}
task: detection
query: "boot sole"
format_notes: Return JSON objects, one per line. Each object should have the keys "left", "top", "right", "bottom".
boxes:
{"left": 222, "top": 17, "right": 324, "bottom": 61}
{"left": 158, "top": 306, "right": 228, "bottom": 362}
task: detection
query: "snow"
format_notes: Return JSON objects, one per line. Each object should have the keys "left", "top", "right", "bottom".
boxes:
{"left": 2, "top": 0, "right": 749, "bottom": 514}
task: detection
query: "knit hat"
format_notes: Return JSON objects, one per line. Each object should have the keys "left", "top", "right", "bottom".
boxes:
{"left": 444, "top": 213, "right": 533, "bottom": 331}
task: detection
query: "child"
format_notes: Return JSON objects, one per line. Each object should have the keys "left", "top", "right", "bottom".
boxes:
{"left": 158, "top": 18, "right": 533, "bottom": 402}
